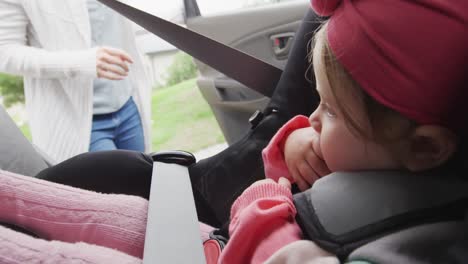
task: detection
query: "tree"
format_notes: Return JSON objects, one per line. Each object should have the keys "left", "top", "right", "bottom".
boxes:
{"left": 0, "top": 73, "right": 24, "bottom": 107}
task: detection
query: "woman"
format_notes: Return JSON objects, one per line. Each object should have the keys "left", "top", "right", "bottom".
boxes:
{"left": 0, "top": 0, "right": 152, "bottom": 162}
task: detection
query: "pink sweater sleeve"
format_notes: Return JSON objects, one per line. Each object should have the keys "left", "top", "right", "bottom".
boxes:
{"left": 220, "top": 182, "right": 302, "bottom": 264}
{"left": 262, "top": 115, "right": 311, "bottom": 182}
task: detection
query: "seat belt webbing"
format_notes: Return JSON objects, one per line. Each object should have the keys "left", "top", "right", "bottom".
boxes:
{"left": 143, "top": 162, "right": 206, "bottom": 264}
{"left": 98, "top": 0, "right": 282, "bottom": 97}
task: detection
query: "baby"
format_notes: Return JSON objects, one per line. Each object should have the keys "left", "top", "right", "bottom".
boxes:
{"left": 224, "top": 0, "right": 468, "bottom": 263}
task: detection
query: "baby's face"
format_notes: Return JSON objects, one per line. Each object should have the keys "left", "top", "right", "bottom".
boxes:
{"left": 309, "top": 58, "right": 401, "bottom": 172}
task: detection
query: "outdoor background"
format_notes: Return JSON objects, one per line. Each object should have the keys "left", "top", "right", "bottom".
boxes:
{"left": 0, "top": 0, "right": 290, "bottom": 154}
{"left": 0, "top": 52, "right": 225, "bottom": 153}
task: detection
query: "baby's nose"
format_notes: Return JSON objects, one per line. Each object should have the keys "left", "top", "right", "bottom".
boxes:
{"left": 309, "top": 113, "right": 321, "bottom": 133}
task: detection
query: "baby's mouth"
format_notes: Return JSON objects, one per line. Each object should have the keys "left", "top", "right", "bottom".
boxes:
{"left": 311, "top": 139, "right": 331, "bottom": 175}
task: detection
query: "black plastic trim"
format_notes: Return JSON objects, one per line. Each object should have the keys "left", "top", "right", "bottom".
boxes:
{"left": 150, "top": 150, "right": 196, "bottom": 166}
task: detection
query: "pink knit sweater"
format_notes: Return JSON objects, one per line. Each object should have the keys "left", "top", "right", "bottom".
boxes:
{"left": 219, "top": 115, "right": 312, "bottom": 263}
{"left": 262, "top": 115, "right": 311, "bottom": 182}
{"left": 219, "top": 182, "right": 302, "bottom": 263}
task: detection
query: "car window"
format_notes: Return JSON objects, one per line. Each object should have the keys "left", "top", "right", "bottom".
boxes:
{"left": 197, "top": 0, "right": 307, "bottom": 16}
{"left": 127, "top": 0, "right": 185, "bottom": 23}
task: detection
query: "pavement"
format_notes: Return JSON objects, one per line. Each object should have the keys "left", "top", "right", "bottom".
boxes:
{"left": 193, "top": 143, "right": 228, "bottom": 161}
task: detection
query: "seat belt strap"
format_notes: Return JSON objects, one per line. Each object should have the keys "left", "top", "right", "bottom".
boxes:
{"left": 98, "top": 0, "right": 282, "bottom": 98}
{"left": 143, "top": 161, "right": 206, "bottom": 264}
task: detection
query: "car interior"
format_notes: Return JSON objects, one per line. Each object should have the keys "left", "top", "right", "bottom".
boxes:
{"left": 185, "top": 0, "right": 309, "bottom": 144}
{"left": 0, "top": 0, "right": 467, "bottom": 263}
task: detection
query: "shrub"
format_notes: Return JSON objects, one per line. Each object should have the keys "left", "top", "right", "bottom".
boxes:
{"left": 0, "top": 73, "right": 24, "bottom": 107}
{"left": 165, "top": 52, "right": 198, "bottom": 86}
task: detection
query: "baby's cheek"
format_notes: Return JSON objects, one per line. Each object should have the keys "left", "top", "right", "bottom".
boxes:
{"left": 321, "top": 137, "right": 368, "bottom": 172}
{"left": 323, "top": 149, "right": 356, "bottom": 172}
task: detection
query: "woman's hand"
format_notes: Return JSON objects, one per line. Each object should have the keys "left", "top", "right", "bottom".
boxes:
{"left": 284, "top": 128, "right": 330, "bottom": 191}
{"left": 96, "top": 46, "right": 134, "bottom": 80}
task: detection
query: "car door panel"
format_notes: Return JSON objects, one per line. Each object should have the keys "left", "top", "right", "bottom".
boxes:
{"left": 198, "top": 77, "right": 269, "bottom": 143}
{"left": 186, "top": 1, "right": 309, "bottom": 144}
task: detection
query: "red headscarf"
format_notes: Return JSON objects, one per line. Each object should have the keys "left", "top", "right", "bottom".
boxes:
{"left": 311, "top": 0, "right": 468, "bottom": 132}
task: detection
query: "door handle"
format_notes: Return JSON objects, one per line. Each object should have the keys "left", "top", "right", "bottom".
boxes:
{"left": 270, "top": 32, "right": 295, "bottom": 59}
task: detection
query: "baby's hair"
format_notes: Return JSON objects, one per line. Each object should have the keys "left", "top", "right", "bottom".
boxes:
{"left": 310, "top": 22, "right": 416, "bottom": 147}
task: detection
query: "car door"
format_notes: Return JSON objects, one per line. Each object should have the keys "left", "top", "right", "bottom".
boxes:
{"left": 184, "top": 0, "right": 309, "bottom": 144}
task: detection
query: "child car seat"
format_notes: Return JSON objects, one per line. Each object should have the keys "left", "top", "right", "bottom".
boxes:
{"left": 0, "top": 0, "right": 466, "bottom": 262}
{"left": 0, "top": 105, "right": 51, "bottom": 176}
{"left": 99, "top": 3, "right": 468, "bottom": 263}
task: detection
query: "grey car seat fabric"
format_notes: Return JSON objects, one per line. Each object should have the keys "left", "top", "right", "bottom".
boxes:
{"left": 293, "top": 170, "right": 468, "bottom": 261}
{"left": 0, "top": 105, "right": 49, "bottom": 176}
{"left": 347, "top": 221, "right": 468, "bottom": 264}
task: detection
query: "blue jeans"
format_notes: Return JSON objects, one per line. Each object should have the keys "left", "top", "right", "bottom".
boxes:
{"left": 90, "top": 97, "right": 145, "bottom": 152}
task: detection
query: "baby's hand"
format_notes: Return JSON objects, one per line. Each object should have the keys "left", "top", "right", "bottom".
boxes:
{"left": 284, "top": 128, "right": 330, "bottom": 191}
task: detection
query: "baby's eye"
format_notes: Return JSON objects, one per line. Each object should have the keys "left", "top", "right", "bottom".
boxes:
{"left": 320, "top": 103, "right": 336, "bottom": 118}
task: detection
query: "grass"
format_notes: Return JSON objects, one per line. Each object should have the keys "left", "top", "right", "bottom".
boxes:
{"left": 17, "top": 78, "right": 225, "bottom": 153}
{"left": 151, "top": 78, "right": 225, "bottom": 152}
{"left": 19, "top": 123, "right": 31, "bottom": 140}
